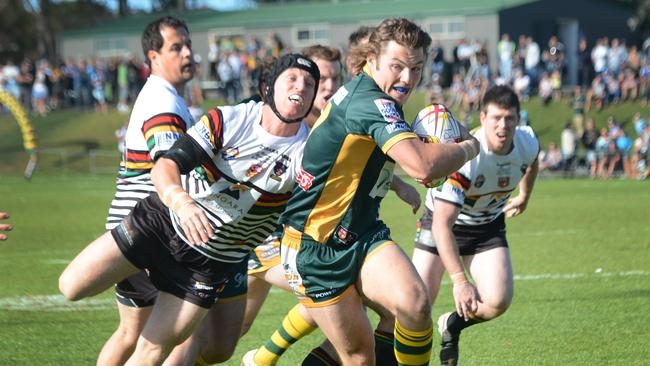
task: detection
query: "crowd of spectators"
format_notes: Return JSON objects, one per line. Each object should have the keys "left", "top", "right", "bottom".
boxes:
{"left": 0, "top": 56, "right": 150, "bottom": 116}
{"left": 1, "top": 31, "right": 648, "bottom": 181}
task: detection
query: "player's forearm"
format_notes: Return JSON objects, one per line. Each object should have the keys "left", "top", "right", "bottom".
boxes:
{"left": 151, "top": 157, "right": 188, "bottom": 211}
{"left": 413, "top": 140, "right": 477, "bottom": 181}
{"left": 518, "top": 160, "right": 539, "bottom": 202}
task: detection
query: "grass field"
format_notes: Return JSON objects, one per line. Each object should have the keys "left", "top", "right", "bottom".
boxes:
{"left": 0, "top": 173, "right": 649, "bottom": 365}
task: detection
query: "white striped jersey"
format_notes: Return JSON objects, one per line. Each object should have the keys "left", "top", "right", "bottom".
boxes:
{"left": 105, "top": 75, "right": 198, "bottom": 230}
{"left": 171, "top": 101, "right": 308, "bottom": 263}
{"left": 425, "top": 125, "right": 539, "bottom": 226}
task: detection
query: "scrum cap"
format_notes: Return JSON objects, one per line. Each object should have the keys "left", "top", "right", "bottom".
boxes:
{"left": 263, "top": 53, "right": 320, "bottom": 123}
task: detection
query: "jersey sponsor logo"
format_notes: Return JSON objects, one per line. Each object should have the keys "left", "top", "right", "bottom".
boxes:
{"left": 496, "top": 162, "right": 511, "bottom": 176}
{"left": 297, "top": 57, "right": 312, "bottom": 68}
{"left": 331, "top": 86, "right": 348, "bottom": 105}
{"left": 385, "top": 121, "right": 410, "bottom": 134}
{"left": 222, "top": 146, "right": 240, "bottom": 160}
{"left": 195, "top": 123, "right": 211, "bottom": 144}
{"left": 498, "top": 176, "right": 510, "bottom": 187}
{"left": 313, "top": 288, "right": 337, "bottom": 299}
{"left": 334, "top": 225, "right": 358, "bottom": 245}
{"left": 474, "top": 174, "right": 485, "bottom": 188}
{"left": 373, "top": 99, "right": 402, "bottom": 123}
{"left": 154, "top": 131, "right": 181, "bottom": 149}
{"left": 296, "top": 167, "right": 314, "bottom": 191}
{"left": 230, "top": 272, "right": 247, "bottom": 289}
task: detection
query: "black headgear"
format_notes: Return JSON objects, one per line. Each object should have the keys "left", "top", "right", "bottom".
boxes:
{"left": 263, "top": 53, "right": 320, "bottom": 124}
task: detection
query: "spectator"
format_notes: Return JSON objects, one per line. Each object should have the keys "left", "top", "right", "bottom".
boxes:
{"left": 512, "top": 68, "right": 530, "bottom": 101}
{"left": 524, "top": 36, "right": 540, "bottom": 86}
{"left": 586, "top": 74, "right": 606, "bottom": 111}
{"left": 538, "top": 141, "right": 563, "bottom": 173}
{"left": 31, "top": 61, "right": 49, "bottom": 116}
{"left": 539, "top": 72, "right": 553, "bottom": 105}
{"left": 573, "top": 86, "right": 586, "bottom": 135}
{"left": 619, "top": 69, "right": 637, "bottom": 101}
{"left": 577, "top": 38, "right": 592, "bottom": 88}
{"left": 633, "top": 123, "right": 649, "bottom": 179}
{"left": 616, "top": 130, "right": 633, "bottom": 178}
{"left": 599, "top": 139, "right": 621, "bottom": 178}
{"left": 633, "top": 113, "right": 648, "bottom": 137}
{"left": 581, "top": 118, "right": 599, "bottom": 178}
{"left": 550, "top": 69, "right": 562, "bottom": 102}
{"left": 591, "top": 37, "right": 609, "bottom": 75}
{"left": 497, "top": 33, "right": 515, "bottom": 81}
{"left": 560, "top": 122, "right": 577, "bottom": 177}
{"left": 607, "top": 38, "right": 627, "bottom": 77}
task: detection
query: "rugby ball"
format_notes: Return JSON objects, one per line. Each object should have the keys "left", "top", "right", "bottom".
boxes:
{"left": 411, "top": 103, "right": 462, "bottom": 188}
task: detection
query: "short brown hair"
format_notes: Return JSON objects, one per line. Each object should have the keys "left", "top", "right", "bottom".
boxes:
{"left": 302, "top": 45, "right": 342, "bottom": 64}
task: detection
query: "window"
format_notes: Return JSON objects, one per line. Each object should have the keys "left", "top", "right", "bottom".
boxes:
{"left": 425, "top": 17, "right": 465, "bottom": 40}
{"left": 292, "top": 24, "right": 329, "bottom": 47}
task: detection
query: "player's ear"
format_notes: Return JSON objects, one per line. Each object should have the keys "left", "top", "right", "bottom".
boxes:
{"left": 147, "top": 50, "right": 158, "bottom": 68}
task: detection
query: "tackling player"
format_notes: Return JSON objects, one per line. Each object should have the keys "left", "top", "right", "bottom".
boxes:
{"left": 411, "top": 85, "right": 539, "bottom": 366}
{"left": 59, "top": 53, "right": 320, "bottom": 365}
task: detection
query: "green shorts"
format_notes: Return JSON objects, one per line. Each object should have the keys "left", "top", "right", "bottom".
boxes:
{"left": 247, "top": 233, "right": 281, "bottom": 275}
{"left": 281, "top": 222, "right": 394, "bottom": 307}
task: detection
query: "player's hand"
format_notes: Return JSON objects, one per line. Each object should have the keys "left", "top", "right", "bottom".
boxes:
{"left": 177, "top": 202, "right": 213, "bottom": 245}
{"left": 503, "top": 195, "right": 528, "bottom": 218}
{"left": 0, "top": 212, "right": 12, "bottom": 241}
{"left": 393, "top": 179, "right": 422, "bottom": 214}
{"left": 452, "top": 281, "right": 480, "bottom": 321}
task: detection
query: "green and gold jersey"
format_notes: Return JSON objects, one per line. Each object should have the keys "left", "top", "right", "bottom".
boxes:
{"left": 280, "top": 72, "right": 417, "bottom": 245}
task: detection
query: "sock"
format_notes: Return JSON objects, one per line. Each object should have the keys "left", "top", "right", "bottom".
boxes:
{"left": 301, "top": 346, "right": 340, "bottom": 366}
{"left": 254, "top": 304, "right": 317, "bottom": 365}
{"left": 446, "top": 311, "right": 481, "bottom": 335}
{"left": 195, "top": 355, "right": 210, "bottom": 366}
{"left": 374, "top": 330, "right": 397, "bottom": 366}
{"left": 394, "top": 319, "right": 433, "bottom": 366}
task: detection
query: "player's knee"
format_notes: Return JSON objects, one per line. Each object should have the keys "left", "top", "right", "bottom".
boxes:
{"left": 395, "top": 283, "right": 431, "bottom": 323}
{"left": 133, "top": 337, "right": 171, "bottom": 364}
{"left": 58, "top": 272, "right": 82, "bottom": 301}
{"left": 482, "top": 295, "right": 512, "bottom": 319}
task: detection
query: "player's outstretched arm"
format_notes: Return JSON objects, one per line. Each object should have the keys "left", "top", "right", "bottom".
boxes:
{"left": 390, "top": 175, "right": 421, "bottom": 214}
{"left": 432, "top": 199, "right": 480, "bottom": 320}
{"left": 387, "top": 136, "right": 479, "bottom": 183}
{"left": 0, "top": 212, "right": 12, "bottom": 240}
{"left": 503, "top": 159, "right": 539, "bottom": 218}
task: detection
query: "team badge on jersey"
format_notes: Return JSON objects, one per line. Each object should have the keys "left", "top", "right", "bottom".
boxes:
{"left": 474, "top": 174, "right": 485, "bottom": 188}
{"left": 222, "top": 146, "right": 240, "bottom": 160}
{"left": 270, "top": 158, "right": 288, "bottom": 182}
{"left": 498, "top": 176, "right": 510, "bottom": 187}
{"left": 297, "top": 167, "right": 314, "bottom": 191}
{"left": 247, "top": 163, "right": 264, "bottom": 178}
{"left": 374, "top": 99, "right": 402, "bottom": 123}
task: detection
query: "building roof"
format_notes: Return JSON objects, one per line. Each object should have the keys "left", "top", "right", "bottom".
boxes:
{"left": 60, "top": 0, "right": 538, "bottom": 39}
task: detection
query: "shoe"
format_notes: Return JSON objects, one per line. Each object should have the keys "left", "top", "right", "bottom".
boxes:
{"left": 241, "top": 349, "right": 259, "bottom": 366}
{"left": 437, "top": 312, "right": 460, "bottom": 366}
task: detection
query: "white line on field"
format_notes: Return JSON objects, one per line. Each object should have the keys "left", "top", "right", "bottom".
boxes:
{"left": 2, "top": 270, "right": 648, "bottom": 311}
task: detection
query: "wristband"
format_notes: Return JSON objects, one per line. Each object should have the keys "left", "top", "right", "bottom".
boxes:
{"left": 175, "top": 199, "right": 194, "bottom": 215}
{"left": 450, "top": 271, "right": 468, "bottom": 285}
{"left": 170, "top": 191, "right": 191, "bottom": 211}
{"left": 162, "top": 184, "right": 183, "bottom": 206}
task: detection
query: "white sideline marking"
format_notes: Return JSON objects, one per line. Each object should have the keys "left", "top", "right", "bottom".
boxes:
{"left": 2, "top": 271, "right": 648, "bottom": 312}
{"left": 43, "top": 259, "right": 70, "bottom": 265}
{"left": 0, "top": 295, "right": 115, "bottom": 312}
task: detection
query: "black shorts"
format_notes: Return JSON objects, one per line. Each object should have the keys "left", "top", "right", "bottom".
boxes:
{"left": 414, "top": 207, "right": 508, "bottom": 256}
{"left": 111, "top": 194, "right": 234, "bottom": 308}
{"left": 115, "top": 271, "right": 158, "bottom": 308}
